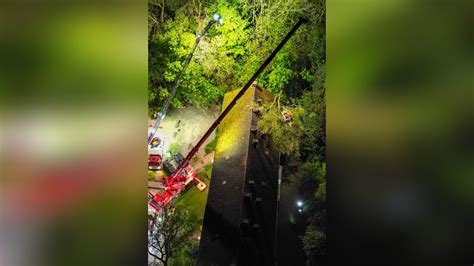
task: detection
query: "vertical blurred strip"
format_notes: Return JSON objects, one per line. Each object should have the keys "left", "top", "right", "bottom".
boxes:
{"left": 328, "top": 0, "right": 474, "bottom": 264}
{"left": 0, "top": 1, "right": 148, "bottom": 266}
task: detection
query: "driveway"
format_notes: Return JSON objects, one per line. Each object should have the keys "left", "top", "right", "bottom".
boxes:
{"left": 148, "top": 105, "right": 219, "bottom": 184}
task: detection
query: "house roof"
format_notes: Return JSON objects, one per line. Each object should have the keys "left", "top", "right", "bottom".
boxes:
{"left": 198, "top": 85, "right": 280, "bottom": 265}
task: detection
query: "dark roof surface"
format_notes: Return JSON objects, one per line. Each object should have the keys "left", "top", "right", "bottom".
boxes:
{"left": 198, "top": 86, "right": 280, "bottom": 265}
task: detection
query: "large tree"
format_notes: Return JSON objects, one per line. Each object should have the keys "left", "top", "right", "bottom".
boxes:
{"left": 148, "top": 205, "right": 196, "bottom": 266}
{"left": 256, "top": 95, "right": 305, "bottom": 157}
{"left": 148, "top": 0, "right": 325, "bottom": 112}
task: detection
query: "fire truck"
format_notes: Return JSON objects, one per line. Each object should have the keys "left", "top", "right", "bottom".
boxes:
{"left": 148, "top": 125, "right": 163, "bottom": 170}
{"left": 148, "top": 150, "right": 162, "bottom": 171}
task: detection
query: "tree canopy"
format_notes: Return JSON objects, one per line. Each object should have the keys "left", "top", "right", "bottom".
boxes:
{"left": 148, "top": 205, "right": 196, "bottom": 266}
{"left": 148, "top": 0, "right": 325, "bottom": 112}
{"left": 149, "top": 0, "right": 326, "bottom": 264}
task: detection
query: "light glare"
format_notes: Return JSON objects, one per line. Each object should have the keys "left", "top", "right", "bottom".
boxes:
{"left": 297, "top": 200, "right": 303, "bottom": 207}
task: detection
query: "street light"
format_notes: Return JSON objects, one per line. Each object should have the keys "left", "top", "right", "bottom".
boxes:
{"left": 297, "top": 200, "right": 303, "bottom": 207}
{"left": 148, "top": 12, "right": 223, "bottom": 145}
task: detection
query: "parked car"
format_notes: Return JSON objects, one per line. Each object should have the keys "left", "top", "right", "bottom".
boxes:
{"left": 163, "top": 153, "right": 185, "bottom": 175}
{"left": 148, "top": 154, "right": 162, "bottom": 170}
{"left": 163, "top": 159, "right": 178, "bottom": 175}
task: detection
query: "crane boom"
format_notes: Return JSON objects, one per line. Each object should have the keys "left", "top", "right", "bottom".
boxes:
{"left": 148, "top": 17, "right": 220, "bottom": 145}
{"left": 182, "top": 17, "right": 306, "bottom": 166}
{"left": 150, "top": 18, "right": 306, "bottom": 210}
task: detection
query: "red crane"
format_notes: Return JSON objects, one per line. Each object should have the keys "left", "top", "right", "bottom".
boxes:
{"left": 149, "top": 18, "right": 306, "bottom": 211}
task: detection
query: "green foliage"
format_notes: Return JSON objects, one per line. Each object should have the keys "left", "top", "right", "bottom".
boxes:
{"left": 299, "top": 160, "right": 326, "bottom": 202}
{"left": 204, "top": 137, "right": 218, "bottom": 154}
{"left": 176, "top": 177, "right": 211, "bottom": 229}
{"left": 315, "top": 179, "right": 326, "bottom": 203}
{"left": 168, "top": 142, "right": 180, "bottom": 156}
{"left": 149, "top": 0, "right": 251, "bottom": 110}
{"left": 300, "top": 66, "right": 326, "bottom": 160}
{"left": 297, "top": 159, "right": 326, "bottom": 262}
{"left": 257, "top": 97, "right": 305, "bottom": 156}
{"left": 197, "top": 170, "right": 208, "bottom": 180}
{"left": 300, "top": 225, "right": 326, "bottom": 257}
{"left": 169, "top": 239, "right": 199, "bottom": 266}
{"left": 263, "top": 50, "right": 294, "bottom": 94}
{"left": 204, "top": 163, "right": 213, "bottom": 178}
{"left": 149, "top": 0, "right": 325, "bottom": 113}
{"left": 149, "top": 0, "right": 326, "bottom": 261}
{"left": 148, "top": 171, "right": 156, "bottom": 180}
{"left": 149, "top": 205, "right": 196, "bottom": 265}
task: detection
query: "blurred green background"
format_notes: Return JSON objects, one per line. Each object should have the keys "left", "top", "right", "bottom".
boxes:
{"left": 328, "top": 0, "right": 473, "bottom": 264}
{"left": 1, "top": 2, "right": 148, "bottom": 266}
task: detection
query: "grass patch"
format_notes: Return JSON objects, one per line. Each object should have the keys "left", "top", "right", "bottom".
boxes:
{"left": 176, "top": 178, "right": 210, "bottom": 229}
{"left": 204, "top": 164, "right": 213, "bottom": 177}
{"left": 197, "top": 170, "right": 210, "bottom": 180}
{"left": 148, "top": 171, "right": 156, "bottom": 180}
{"left": 204, "top": 137, "right": 218, "bottom": 154}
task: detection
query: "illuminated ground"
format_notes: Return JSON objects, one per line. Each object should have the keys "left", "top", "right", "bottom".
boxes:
{"left": 147, "top": 105, "right": 219, "bottom": 188}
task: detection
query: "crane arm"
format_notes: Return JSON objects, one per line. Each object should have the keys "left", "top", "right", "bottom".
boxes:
{"left": 182, "top": 17, "right": 307, "bottom": 166}
{"left": 148, "top": 18, "right": 219, "bottom": 145}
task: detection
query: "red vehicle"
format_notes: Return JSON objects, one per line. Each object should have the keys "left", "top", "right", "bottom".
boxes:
{"left": 148, "top": 154, "right": 162, "bottom": 170}
{"left": 149, "top": 164, "right": 206, "bottom": 211}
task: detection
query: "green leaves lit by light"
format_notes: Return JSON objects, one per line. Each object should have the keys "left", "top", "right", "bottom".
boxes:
{"left": 257, "top": 96, "right": 305, "bottom": 156}
{"left": 149, "top": 0, "right": 325, "bottom": 111}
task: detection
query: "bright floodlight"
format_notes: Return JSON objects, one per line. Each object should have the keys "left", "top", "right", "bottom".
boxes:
{"left": 213, "top": 12, "right": 223, "bottom": 24}
{"left": 297, "top": 200, "right": 303, "bottom": 207}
